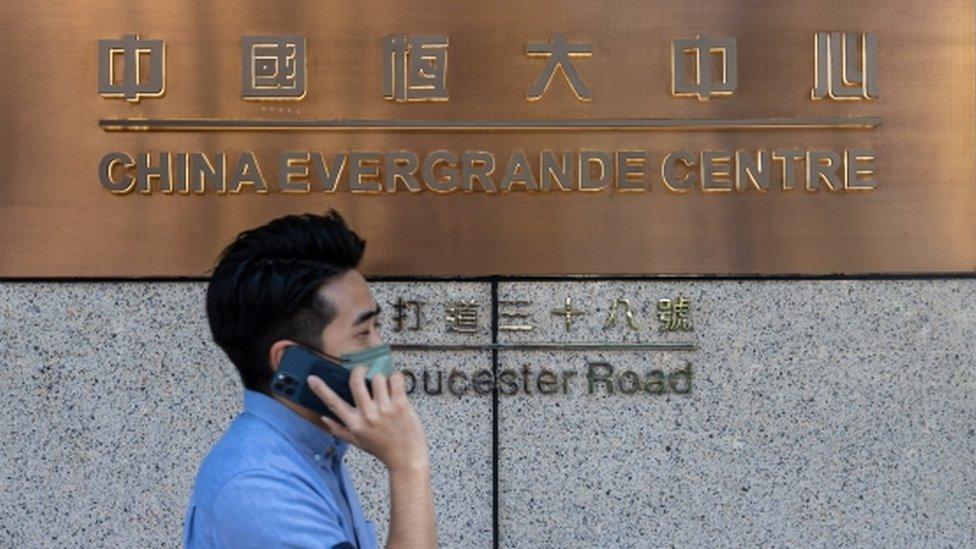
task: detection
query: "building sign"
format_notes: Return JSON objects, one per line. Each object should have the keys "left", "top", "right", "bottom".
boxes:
{"left": 0, "top": 1, "right": 973, "bottom": 276}
{"left": 381, "top": 286, "right": 698, "bottom": 398}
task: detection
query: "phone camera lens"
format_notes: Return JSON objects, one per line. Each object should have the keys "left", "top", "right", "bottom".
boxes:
{"left": 273, "top": 382, "right": 285, "bottom": 391}
{"left": 284, "top": 387, "right": 295, "bottom": 396}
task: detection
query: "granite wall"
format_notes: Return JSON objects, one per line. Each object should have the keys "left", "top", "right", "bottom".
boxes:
{"left": 1, "top": 279, "right": 974, "bottom": 547}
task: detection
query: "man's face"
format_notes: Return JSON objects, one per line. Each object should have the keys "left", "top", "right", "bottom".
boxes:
{"left": 316, "top": 269, "right": 382, "bottom": 357}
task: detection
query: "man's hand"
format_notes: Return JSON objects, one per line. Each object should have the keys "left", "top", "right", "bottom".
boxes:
{"left": 308, "top": 367, "right": 438, "bottom": 548}
{"left": 307, "top": 367, "right": 429, "bottom": 473}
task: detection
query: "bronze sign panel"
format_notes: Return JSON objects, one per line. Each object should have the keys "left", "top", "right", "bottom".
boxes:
{"left": 0, "top": 1, "right": 973, "bottom": 276}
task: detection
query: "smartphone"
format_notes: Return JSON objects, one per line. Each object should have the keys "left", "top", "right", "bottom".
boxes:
{"left": 269, "top": 343, "right": 372, "bottom": 426}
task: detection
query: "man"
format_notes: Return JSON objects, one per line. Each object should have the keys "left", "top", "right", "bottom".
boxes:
{"left": 183, "top": 210, "right": 438, "bottom": 548}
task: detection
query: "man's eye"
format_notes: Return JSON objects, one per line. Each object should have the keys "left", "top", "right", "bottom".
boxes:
{"left": 358, "top": 321, "right": 380, "bottom": 337}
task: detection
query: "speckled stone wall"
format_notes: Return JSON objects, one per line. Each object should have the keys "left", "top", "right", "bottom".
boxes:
{"left": 1, "top": 279, "right": 974, "bottom": 547}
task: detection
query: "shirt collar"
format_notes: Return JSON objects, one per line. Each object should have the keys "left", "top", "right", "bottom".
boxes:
{"left": 242, "top": 388, "right": 350, "bottom": 460}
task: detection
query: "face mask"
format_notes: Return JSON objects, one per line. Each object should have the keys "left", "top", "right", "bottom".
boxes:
{"left": 310, "top": 342, "right": 395, "bottom": 380}
{"left": 338, "top": 343, "right": 395, "bottom": 380}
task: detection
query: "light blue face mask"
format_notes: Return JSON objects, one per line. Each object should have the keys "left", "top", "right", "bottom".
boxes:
{"left": 337, "top": 343, "right": 395, "bottom": 380}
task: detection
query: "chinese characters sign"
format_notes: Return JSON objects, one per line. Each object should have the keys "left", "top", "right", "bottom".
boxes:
{"left": 0, "top": 1, "right": 973, "bottom": 276}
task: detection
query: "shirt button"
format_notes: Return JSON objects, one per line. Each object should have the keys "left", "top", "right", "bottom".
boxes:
{"left": 313, "top": 453, "right": 323, "bottom": 461}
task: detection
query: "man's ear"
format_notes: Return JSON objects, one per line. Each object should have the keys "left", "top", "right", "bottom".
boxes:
{"left": 268, "top": 339, "right": 298, "bottom": 373}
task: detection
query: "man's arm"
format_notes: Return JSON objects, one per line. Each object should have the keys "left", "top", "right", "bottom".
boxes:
{"left": 208, "top": 469, "right": 353, "bottom": 548}
{"left": 386, "top": 459, "right": 437, "bottom": 549}
{"left": 308, "top": 368, "right": 438, "bottom": 549}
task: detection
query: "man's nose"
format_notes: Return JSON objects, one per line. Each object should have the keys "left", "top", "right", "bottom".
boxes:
{"left": 368, "top": 324, "right": 383, "bottom": 347}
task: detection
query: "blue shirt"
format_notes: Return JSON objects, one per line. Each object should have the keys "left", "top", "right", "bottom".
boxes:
{"left": 183, "top": 389, "right": 380, "bottom": 548}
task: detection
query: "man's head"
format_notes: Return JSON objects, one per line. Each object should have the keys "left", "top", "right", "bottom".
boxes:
{"left": 206, "top": 210, "right": 382, "bottom": 395}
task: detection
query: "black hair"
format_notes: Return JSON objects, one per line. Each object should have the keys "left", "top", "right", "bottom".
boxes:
{"left": 205, "top": 209, "right": 366, "bottom": 394}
